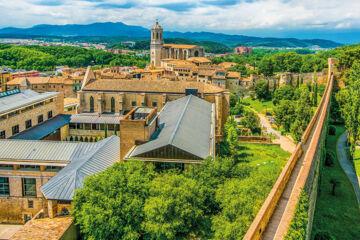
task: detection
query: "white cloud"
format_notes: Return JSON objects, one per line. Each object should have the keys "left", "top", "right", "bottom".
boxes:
{"left": 0, "top": 0, "right": 359, "bottom": 33}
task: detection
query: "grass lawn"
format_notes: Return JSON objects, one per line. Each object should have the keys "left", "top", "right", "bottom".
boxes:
{"left": 311, "top": 125, "right": 360, "bottom": 240}
{"left": 239, "top": 143, "right": 290, "bottom": 170}
{"left": 353, "top": 148, "right": 360, "bottom": 178}
{"left": 241, "top": 98, "right": 274, "bottom": 114}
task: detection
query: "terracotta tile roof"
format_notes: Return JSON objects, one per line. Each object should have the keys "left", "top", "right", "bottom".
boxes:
{"left": 10, "top": 216, "right": 73, "bottom": 240}
{"left": 163, "top": 44, "right": 198, "bottom": 49}
{"left": 187, "top": 57, "right": 211, "bottom": 63}
{"left": 198, "top": 69, "right": 215, "bottom": 76}
{"left": 83, "top": 78, "right": 224, "bottom": 94}
{"left": 227, "top": 72, "right": 241, "bottom": 78}
{"left": 64, "top": 97, "right": 78, "bottom": 106}
{"left": 49, "top": 77, "right": 73, "bottom": 85}
{"left": 6, "top": 78, "right": 23, "bottom": 85}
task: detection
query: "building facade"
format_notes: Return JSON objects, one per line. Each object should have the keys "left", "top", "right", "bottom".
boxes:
{"left": 150, "top": 21, "right": 205, "bottom": 67}
{"left": 77, "top": 67, "right": 229, "bottom": 136}
{"left": 0, "top": 89, "right": 64, "bottom": 139}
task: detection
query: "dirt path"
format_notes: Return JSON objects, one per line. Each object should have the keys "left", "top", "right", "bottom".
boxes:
{"left": 337, "top": 131, "right": 360, "bottom": 205}
{"left": 258, "top": 114, "right": 296, "bottom": 153}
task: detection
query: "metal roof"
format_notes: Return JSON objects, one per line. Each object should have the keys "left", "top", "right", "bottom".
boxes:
{"left": 0, "top": 139, "right": 93, "bottom": 162}
{"left": 127, "top": 95, "right": 213, "bottom": 160}
{"left": 40, "top": 135, "right": 120, "bottom": 200}
{"left": 70, "top": 113, "right": 123, "bottom": 124}
{"left": 0, "top": 89, "right": 59, "bottom": 115}
{"left": 10, "top": 114, "right": 71, "bottom": 140}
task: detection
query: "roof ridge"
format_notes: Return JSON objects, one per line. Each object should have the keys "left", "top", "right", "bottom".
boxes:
{"left": 168, "top": 95, "right": 192, "bottom": 145}
{"left": 74, "top": 136, "right": 116, "bottom": 178}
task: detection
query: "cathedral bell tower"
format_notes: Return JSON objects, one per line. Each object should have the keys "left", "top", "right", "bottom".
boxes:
{"left": 150, "top": 20, "right": 163, "bottom": 67}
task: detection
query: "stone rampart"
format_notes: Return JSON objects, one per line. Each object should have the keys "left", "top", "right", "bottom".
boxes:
{"left": 243, "top": 59, "right": 335, "bottom": 240}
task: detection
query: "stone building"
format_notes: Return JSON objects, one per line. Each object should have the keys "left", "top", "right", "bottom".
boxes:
{"left": 0, "top": 136, "right": 119, "bottom": 223}
{"left": 0, "top": 70, "right": 12, "bottom": 91}
{"left": 150, "top": 20, "right": 205, "bottom": 67}
{"left": 125, "top": 95, "right": 215, "bottom": 169}
{"left": 6, "top": 77, "right": 75, "bottom": 98}
{"left": 77, "top": 66, "right": 229, "bottom": 136}
{"left": 11, "top": 70, "right": 40, "bottom": 79}
{"left": 0, "top": 88, "right": 63, "bottom": 139}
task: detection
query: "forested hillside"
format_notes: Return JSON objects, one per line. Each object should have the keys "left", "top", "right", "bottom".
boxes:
{"left": 0, "top": 44, "right": 149, "bottom": 71}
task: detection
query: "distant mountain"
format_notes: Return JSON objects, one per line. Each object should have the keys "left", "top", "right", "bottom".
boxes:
{"left": 0, "top": 22, "right": 342, "bottom": 48}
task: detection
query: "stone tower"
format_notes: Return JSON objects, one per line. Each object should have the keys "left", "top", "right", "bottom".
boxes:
{"left": 150, "top": 20, "right": 163, "bottom": 67}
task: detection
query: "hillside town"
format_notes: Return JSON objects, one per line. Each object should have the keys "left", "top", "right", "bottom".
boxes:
{"left": 0, "top": 13, "right": 359, "bottom": 240}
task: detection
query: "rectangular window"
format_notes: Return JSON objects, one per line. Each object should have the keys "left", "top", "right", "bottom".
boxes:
{"left": 46, "top": 166, "right": 63, "bottom": 171}
{"left": 25, "top": 119, "right": 32, "bottom": 129}
{"left": 47, "top": 111, "right": 53, "bottom": 119}
{"left": 8, "top": 110, "right": 19, "bottom": 118}
{"left": 28, "top": 200, "right": 34, "bottom": 208}
{"left": 20, "top": 165, "right": 40, "bottom": 170}
{"left": 76, "top": 123, "right": 83, "bottom": 129}
{"left": 152, "top": 102, "right": 158, "bottom": 107}
{"left": 22, "top": 178, "right": 36, "bottom": 197}
{"left": 34, "top": 102, "right": 44, "bottom": 108}
{"left": 132, "top": 101, "right": 137, "bottom": 107}
{"left": 69, "top": 123, "right": 76, "bottom": 129}
{"left": 84, "top": 124, "right": 91, "bottom": 130}
{"left": 0, "top": 177, "right": 9, "bottom": 196}
{"left": 0, "top": 130, "right": 5, "bottom": 139}
{"left": 0, "top": 164, "right": 13, "bottom": 169}
{"left": 38, "top": 115, "right": 43, "bottom": 124}
{"left": 12, "top": 125, "right": 19, "bottom": 135}
{"left": 92, "top": 124, "right": 98, "bottom": 130}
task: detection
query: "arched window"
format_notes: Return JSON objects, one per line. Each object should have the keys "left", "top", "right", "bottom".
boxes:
{"left": 184, "top": 51, "right": 187, "bottom": 60}
{"left": 111, "top": 97, "right": 115, "bottom": 113}
{"left": 90, "top": 96, "right": 94, "bottom": 112}
{"left": 194, "top": 50, "right": 199, "bottom": 57}
{"left": 156, "top": 32, "right": 159, "bottom": 40}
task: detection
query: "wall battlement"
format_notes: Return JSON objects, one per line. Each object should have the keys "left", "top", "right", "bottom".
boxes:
{"left": 243, "top": 58, "right": 336, "bottom": 240}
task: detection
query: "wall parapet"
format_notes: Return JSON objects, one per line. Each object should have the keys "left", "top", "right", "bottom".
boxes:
{"left": 243, "top": 61, "right": 335, "bottom": 240}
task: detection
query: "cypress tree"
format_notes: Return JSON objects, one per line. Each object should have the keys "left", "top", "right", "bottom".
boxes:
{"left": 300, "top": 76, "right": 303, "bottom": 85}
{"left": 296, "top": 75, "right": 300, "bottom": 88}
{"left": 273, "top": 79, "right": 277, "bottom": 93}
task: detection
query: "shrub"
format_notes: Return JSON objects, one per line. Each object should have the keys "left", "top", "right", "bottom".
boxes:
{"left": 328, "top": 126, "right": 336, "bottom": 136}
{"left": 314, "top": 231, "right": 335, "bottom": 240}
{"left": 325, "top": 153, "right": 334, "bottom": 167}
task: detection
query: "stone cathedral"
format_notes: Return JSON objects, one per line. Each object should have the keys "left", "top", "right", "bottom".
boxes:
{"left": 150, "top": 20, "right": 205, "bottom": 67}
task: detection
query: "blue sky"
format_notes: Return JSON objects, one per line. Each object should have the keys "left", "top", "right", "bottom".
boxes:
{"left": 0, "top": 0, "right": 359, "bottom": 43}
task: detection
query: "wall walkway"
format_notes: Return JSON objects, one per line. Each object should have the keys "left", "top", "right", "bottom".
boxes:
{"left": 243, "top": 59, "right": 336, "bottom": 240}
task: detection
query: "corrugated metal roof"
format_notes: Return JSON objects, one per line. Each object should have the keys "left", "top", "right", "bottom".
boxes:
{"left": 40, "top": 135, "right": 120, "bottom": 200}
{"left": 10, "top": 114, "right": 71, "bottom": 140}
{"left": 70, "top": 113, "right": 122, "bottom": 124}
{"left": 0, "top": 139, "right": 92, "bottom": 162}
{"left": 0, "top": 89, "right": 59, "bottom": 115}
{"left": 128, "top": 95, "right": 213, "bottom": 159}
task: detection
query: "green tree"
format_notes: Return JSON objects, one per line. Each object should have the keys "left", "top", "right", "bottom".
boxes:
{"left": 274, "top": 100, "right": 295, "bottom": 132}
{"left": 273, "top": 86, "right": 295, "bottom": 105}
{"left": 242, "top": 110, "right": 261, "bottom": 134}
{"left": 258, "top": 57, "right": 274, "bottom": 77}
{"left": 337, "top": 61, "right": 360, "bottom": 158}
{"left": 318, "top": 84, "right": 326, "bottom": 97}
{"left": 296, "top": 75, "right": 300, "bottom": 88}
{"left": 143, "top": 173, "right": 207, "bottom": 240}
{"left": 72, "top": 161, "right": 156, "bottom": 240}
{"left": 291, "top": 98, "right": 313, "bottom": 142}
{"left": 254, "top": 81, "right": 270, "bottom": 100}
